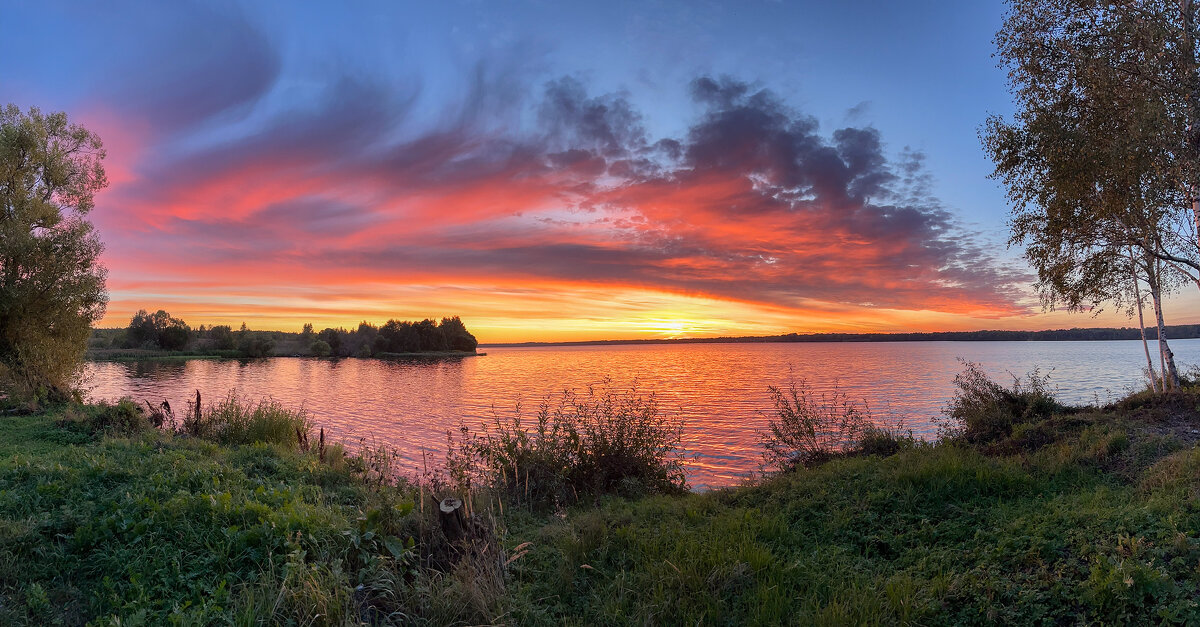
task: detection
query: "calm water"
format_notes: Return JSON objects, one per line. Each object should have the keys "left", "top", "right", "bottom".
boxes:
{"left": 83, "top": 340, "right": 1200, "bottom": 488}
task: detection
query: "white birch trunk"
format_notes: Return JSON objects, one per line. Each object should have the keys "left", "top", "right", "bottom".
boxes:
{"left": 1149, "top": 272, "right": 1181, "bottom": 390}
{"left": 1129, "top": 249, "right": 1159, "bottom": 392}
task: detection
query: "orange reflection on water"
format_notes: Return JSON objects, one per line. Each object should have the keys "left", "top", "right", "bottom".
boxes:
{"left": 83, "top": 340, "right": 1196, "bottom": 489}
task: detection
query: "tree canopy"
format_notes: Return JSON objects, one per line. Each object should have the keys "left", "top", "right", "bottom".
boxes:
{"left": 125, "top": 309, "right": 191, "bottom": 351}
{"left": 982, "top": 0, "right": 1200, "bottom": 388}
{"left": 0, "top": 105, "right": 108, "bottom": 401}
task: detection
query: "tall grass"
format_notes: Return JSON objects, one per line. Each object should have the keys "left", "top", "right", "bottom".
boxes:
{"left": 180, "top": 392, "right": 311, "bottom": 447}
{"left": 448, "top": 382, "right": 688, "bottom": 510}
{"left": 759, "top": 380, "right": 913, "bottom": 472}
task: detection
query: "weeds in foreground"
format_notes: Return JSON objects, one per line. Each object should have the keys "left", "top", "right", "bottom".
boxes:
{"left": 58, "top": 397, "right": 149, "bottom": 435}
{"left": 759, "top": 380, "right": 914, "bottom": 472}
{"left": 938, "top": 360, "right": 1062, "bottom": 445}
{"left": 179, "top": 391, "right": 312, "bottom": 447}
{"left": 448, "top": 382, "right": 688, "bottom": 511}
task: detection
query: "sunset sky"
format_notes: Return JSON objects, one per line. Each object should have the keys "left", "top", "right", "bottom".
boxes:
{"left": 4, "top": 1, "right": 1196, "bottom": 342}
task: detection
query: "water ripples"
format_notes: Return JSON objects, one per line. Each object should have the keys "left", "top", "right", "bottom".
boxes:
{"left": 83, "top": 339, "right": 1200, "bottom": 488}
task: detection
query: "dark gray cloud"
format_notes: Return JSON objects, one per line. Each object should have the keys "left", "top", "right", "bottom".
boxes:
{"left": 103, "top": 48, "right": 1028, "bottom": 316}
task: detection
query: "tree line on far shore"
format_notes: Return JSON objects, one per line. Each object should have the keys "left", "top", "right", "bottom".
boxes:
{"left": 90, "top": 310, "right": 478, "bottom": 358}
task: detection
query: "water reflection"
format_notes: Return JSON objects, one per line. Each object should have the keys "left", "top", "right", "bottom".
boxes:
{"left": 83, "top": 340, "right": 1200, "bottom": 489}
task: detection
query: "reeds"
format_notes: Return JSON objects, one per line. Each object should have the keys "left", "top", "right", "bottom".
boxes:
{"left": 447, "top": 381, "right": 688, "bottom": 510}
{"left": 180, "top": 391, "right": 312, "bottom": 447}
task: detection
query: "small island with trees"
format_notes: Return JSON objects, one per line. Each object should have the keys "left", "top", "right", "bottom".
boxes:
{"left": 86, "top": 311, "right": 481, "bottom": 361}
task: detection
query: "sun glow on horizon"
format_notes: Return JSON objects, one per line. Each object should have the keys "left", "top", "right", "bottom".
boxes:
{"left": 93, "top": 278, "right": 1186, "bottom": 344}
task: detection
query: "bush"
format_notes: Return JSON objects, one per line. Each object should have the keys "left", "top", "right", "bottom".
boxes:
{"left": 939, "top": 360, "right": 1062, "bottom": 445}
{"left": 450, "top": 383, "right": 687, "bottom": 509}
{"left": 309, "top": 340, "right": 331, "bottom": 357}
{"left": 181, "top": 392, "right": 310, "bottom": 447}
{"left": 758, "top": 380, "right": 913, "bottom": 472}
{"left": 59, "top": 397, "right": 149, "bottom": 435}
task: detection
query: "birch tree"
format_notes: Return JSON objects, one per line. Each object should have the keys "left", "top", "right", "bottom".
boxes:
{"left": 984, "top": 0, "right": 1200, "bottom": 389}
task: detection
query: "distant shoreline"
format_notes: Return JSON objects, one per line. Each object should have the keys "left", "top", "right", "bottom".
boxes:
{"left": 481, "top": 325, "right": 1200, "bottom": 348}
{"left": 85, "top": 348, "right": 484, "bottom": 362}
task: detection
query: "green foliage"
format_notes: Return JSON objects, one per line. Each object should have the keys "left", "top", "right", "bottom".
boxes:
{"left": 309, "top": 339, "right": 332, "bottom": 357}
{"left": 450, "top": 383, "right": 688, "bottom": 509}
{"left": 180, "top": 393, "right": 310, "bottom": 447}
{"left": 501, "top": 404, "right": 1200, "bottom": 625}
{"left": 759, "top": 380, "right": 914, "bottom": 471}
{"left": 15, "top": 377, "right": 1200, "bottom": 624}
{"left": 939, "top": 360, "right": 1062, "bottom": 445}
{"left": 58, "top": 397, "right": 149, "bottom": 436}
{"left": 0, "top": 105, "right": 108, "bottom": 403}
{"left": 124, "top": 309, "right": 191, "bottom": 350}
{"left": 0, "top": 408, "right": 437, "bottom": 625}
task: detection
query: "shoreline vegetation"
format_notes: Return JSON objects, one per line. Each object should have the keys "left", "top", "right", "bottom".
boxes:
{"left": 7, "top": 367, "right": 1200, "bottom": 623}
{"left": 86, "top": 311, "right": 481, "bottom": 362}
{"left": 84, "top": 347, "right": 486, "bottom": 362}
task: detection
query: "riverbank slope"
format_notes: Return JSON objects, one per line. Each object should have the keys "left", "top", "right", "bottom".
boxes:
{"left": 3, "top": 391, "right": 1200, "bottom": 623}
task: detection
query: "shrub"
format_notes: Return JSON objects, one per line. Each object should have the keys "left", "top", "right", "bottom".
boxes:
{"left": 181, "top": 392, "right": 310, "bottom": 447}
{"left": 450, "top": 383, "right": 687, "bottom": 509}
{"left": 59, "top": 397, "right": 150, "bottom": 435}
{"left": 939, "top": 360, "right": 1061, "bottom": 445}
{"left": 309, "top": 340, "right": 332, "bottom": 357}
{"left": 758, "top": 380, "right": 913, "bottom": 472}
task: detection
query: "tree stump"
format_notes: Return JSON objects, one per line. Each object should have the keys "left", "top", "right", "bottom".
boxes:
{"left": 440, "top": 497, "right": 467, "bottom": 543}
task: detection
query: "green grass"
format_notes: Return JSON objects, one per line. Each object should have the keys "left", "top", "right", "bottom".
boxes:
{"left": 497, "top": 408, "right": 1200, "bottom": 625}
{"left": 7, "top": 389, "right": 1200, "bottom": 624}
{"left": 0, "top": 406, "right": 439, "bottom": 625}
{"left": 181, "top": 392, "right": 313, "bottom": 447}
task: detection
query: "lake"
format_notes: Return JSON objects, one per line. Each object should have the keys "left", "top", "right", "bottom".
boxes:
{"left": 83, "top": 339, "right": 1200, "bottom": 488}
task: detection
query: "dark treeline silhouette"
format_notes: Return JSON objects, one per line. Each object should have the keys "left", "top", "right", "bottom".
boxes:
{"left": 486, "top": 326, "right": 1200, "bottom": 347}
{"left": 91, "top": 312, "right": 478, "bottom": 358}
{"left": 111, "top": 311, "right": 275, "bottom": 357}
{"left": 313, "top": 317, "right": 478, "bottom": 358}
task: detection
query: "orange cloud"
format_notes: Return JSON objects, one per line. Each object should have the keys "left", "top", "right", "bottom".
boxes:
{"left": 85, "top": 67, "right": 1042, "bottom": 340}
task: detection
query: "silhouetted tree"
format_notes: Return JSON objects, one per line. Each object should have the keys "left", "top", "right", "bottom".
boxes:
{"left": 125, "top": 309, "right": 191, "bottom": 351}
{"left": 440, "top": 316, "right": 478, "bottom": 352}
{"left": 208, "top": 325, "right": 235, "bottom": 350}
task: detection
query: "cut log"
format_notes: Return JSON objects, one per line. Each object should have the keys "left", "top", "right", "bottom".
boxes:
{"left": 440, "top": 497, "right": 467, "bottom": 543}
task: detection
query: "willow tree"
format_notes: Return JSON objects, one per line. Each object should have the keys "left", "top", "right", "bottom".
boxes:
{"left": 984, "top": 0, "right": 1200, "bottom": 389}
{"left": 0, "top": 105, "right": 108, "bottom": 402}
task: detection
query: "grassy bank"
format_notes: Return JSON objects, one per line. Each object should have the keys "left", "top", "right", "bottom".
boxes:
{"left": 503, "top": 402, "right": 1192, "bottom": 624}
{"left": 0, "top": 402, "right": 492, "bottom": 625}
{"left": 5, "top": 381, "right": 1200, "bottom": 624}
{"left": 85, "top": 348, "right": 242, "bottom": 361}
